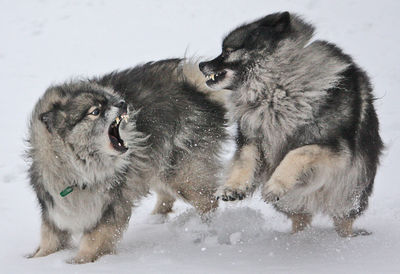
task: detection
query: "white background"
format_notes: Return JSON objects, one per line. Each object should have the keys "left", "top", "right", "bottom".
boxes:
{"left": 1, "top": 0, "right": 399, "bottom": 273}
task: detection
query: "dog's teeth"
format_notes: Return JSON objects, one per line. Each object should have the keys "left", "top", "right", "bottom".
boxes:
{"left": 210, "top": 74, "right": 215, "bottom": 81}
{"left": 116, "top": 117, "right": 120, "bottom": 124}
{"left": 118, "top": 143, "right": 121, "bottom": 146}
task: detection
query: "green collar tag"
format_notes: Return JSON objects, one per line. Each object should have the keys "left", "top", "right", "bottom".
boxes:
{"left": 60, "top": 186, "right": 74, "bottom": 197}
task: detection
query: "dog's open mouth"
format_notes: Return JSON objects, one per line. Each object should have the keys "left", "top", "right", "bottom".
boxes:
{"left": 108, "top": 113, "right": 129, "bottom": 153}
{"left": 205, "top": 70, "right": 227, "bottom": 86}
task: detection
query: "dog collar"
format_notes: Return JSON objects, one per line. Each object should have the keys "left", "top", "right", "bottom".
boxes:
{"left": 60, "top": 184, "right": 87, "bottom": 197}
{"left": 60, "top": 186, "right": 74, "bottom": 197}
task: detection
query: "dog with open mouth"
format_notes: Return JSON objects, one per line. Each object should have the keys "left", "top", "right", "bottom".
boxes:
{"left": 27, "top": 59, "right": 229, "bottom": 263}
{"left": 199, "top": 12, "right": 383, "bottom": 237}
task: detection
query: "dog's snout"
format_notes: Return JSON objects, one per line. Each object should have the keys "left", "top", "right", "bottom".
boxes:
{"left": 115, "top": 100, "right": 127, "bottom": 111}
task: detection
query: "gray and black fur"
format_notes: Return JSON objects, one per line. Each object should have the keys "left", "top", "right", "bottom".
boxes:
{"left": 199, "top": 12, "right": 383, "bottom": 236}
{"left": 27, "top": 59, "right": 228, "bottom": 263}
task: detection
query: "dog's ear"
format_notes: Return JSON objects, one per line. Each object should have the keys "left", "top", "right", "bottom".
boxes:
{"left": 260, "top": 12, "right": 290, "bottom": 32}
{"left": 39, "top": 104, "right": 64, "bottom": 133}
{"left": 40, "top": 110, "right": 56, "bottom": 133}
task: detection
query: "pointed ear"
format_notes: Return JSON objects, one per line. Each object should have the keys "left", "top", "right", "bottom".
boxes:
{"left": 275, "top": 12, "right": 290, "bottom": 32}
{"left": 260, "top": 12, "right": 290, "bottom": 32}
{"left": 39, "top": 110, "right": 56, "bottom": 133}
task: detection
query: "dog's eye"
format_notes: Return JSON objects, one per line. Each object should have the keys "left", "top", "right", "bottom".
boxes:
{"left": 88, "top": 106, "right": 101, "bottom": 116}
{"left": 222, "top": 47, "right": 234, "bottom": 58}
{"left": 91, "top": 109, "right": 100, "bottom": 116}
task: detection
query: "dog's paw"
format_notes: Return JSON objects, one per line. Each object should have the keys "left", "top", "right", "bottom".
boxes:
{"left": 66, "top": 255, "right": 95, "bottom": 264}
{"left": 25, "top": 247, "right": 56, "bottom": 259}
{"left": 338, "top": 229, "right": 372, "bottom": 238}
{"left": 66, "top": 252, "right": 105, "bottom": 264}
{"left": 25, "top": 252, "right": 36, "bottom": 259}
{"left": 262, "top": 191, "right": 280, "bottom": 203}
{"left": 216, "top": 186, "right": 246, "bottom": 202}
{"left": 352, "top": 229, "right": 372, "bottom": 236}
{"left": 25, "top": 248, "right": 39, "bottom": 259}
{"left": 262, "top": 178, "right": 288, "bottom": 203}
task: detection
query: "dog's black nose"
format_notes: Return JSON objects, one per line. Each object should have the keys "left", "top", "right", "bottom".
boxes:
{"left": 115, "top": 100, "right": 127, "bottom": 110}
{"left": 199, "top": 62, "right": 206, "bottom": 72}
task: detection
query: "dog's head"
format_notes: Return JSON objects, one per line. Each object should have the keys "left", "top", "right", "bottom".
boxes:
{"left": 39, "top": 83, "right": 131, "bottom": 155}
{"left": 30, "top": 82, "right": 147, "bottom": 184}
{"left": 199, "top": 12, "right": 312, "bottom": 90}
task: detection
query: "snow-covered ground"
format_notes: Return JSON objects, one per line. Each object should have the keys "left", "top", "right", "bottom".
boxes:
{"left": 1, "top": 0, "right": 399, "bottom": 273}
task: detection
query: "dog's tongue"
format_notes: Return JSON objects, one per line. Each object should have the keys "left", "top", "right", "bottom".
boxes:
{"left": 110, "top": 135, "right": 128, "bottom": 153}
{"left": 110, "top": 135, "right": 118, "bottom": 146}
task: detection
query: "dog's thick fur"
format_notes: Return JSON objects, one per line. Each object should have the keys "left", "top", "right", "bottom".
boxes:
{"left": 27, "top": 59, "right": 228, "bottom": 263}
{"left": 199, "top": 12, "right": 383, "bottom": 236}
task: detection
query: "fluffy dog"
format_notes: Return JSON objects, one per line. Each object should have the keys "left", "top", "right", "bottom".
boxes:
{"left": 199, "top": 12, "right": 383, "bottom": 236}
{"left": 27, "top": 59, "right": 228, "bottom": 263}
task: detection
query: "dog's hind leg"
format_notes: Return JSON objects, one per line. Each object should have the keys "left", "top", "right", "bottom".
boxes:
{"left": 262, "top": 144, "right": 345, "bottom": 203}
{"left": 191, "top": 191, "right": 219, "bottom": 217}
{"left": 28, "top": 219, "right": 70, "bottom": 258}
{"left": 166, "top": 153, "right": 221, "bottom": 219}
{"left": 152, "top": 189, "right": 176, "bottom": 216}
{"left": 289, "top": 213, "right": 312, "bottom": 233}
{"left": 175, "top": 183, "right": 219, "bottom": 218}
{"left": 332, "top": 216, "right": 371, "bottom": 237}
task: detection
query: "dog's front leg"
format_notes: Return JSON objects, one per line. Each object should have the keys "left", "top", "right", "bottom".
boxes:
{"left": 217, "top": 143, "right": 259, "bottom": 201}
{"left": 68, "top": 223, "right": 120, "bottom": 264}
{"left": 28, "top": 219, "right": 70, "bottom": 258}
{"left": 68, "top": 203, "right": 132, "bottom": 264}
{"left": 262, "top": 144, "right": 339, "bottom": 203}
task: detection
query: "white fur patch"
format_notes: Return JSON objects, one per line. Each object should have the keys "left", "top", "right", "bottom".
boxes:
{"left": 48, "top": 189, "right": 110, "bottom": 233}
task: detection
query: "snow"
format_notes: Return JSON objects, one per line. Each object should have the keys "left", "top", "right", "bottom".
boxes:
{"left": 1, "top": 0, "right": 399, "bottom": 273}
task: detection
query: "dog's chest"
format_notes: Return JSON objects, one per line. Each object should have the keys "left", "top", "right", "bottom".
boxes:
{"left": 235, "top": 100, "right": 290, "bottom": 157}
{"left": 233, "top": 84, "right": 316, "bottom": 161}
{"left": 235, "top": 87, "right": 303, "bottom": 131}
{"left": 48, "top": 189, "right": 110, "bottom": 233}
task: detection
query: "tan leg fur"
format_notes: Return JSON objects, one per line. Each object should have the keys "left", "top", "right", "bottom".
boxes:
{"left": 152, "top": 190, "right": 176, "bottom": 216}
{"left": 290, "top": 213, "right": 312, "bottom": 233}
{"left": 28, "top": 220, "right": 69, "bottom": 258}
{"left": 262, "top": 144, "right": 343, "bottom": 202}
{"left": 217, "top": 144, "right": 259, "bottom": 201}
{"left": 68, "top": 223, "right": 122, "bottom": 264}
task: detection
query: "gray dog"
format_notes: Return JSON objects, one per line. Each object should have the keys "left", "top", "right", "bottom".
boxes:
{"left": 199, "top": 12, "right": 383, "bottom": 237}
{"left": 27, "top": 59, "right": 229, "bottom": 263}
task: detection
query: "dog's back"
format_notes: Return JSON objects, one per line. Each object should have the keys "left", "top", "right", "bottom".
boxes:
{"left": 96, "top": 59, "right": 229, "bottom": 213}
